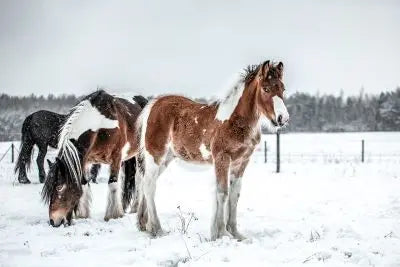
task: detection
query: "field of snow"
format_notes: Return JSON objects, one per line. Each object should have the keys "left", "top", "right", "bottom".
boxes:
{"left": 0, "top": 132, "right": 399, "bottom": 266}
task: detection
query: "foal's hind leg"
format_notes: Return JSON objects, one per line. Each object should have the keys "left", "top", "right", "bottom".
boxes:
{"left": 142, "top": 161, "right": 162, "bottom": 236}
{"left": 138, "top": 150, "right": 174, "bottom": 236}
{"left": 135, "top": 155, "right": 148, "bottom": 230}
{"left": 37, "top": 145, "right": 47, "bottom": 183}
{"left": 104, "top": 158, "right": 124, "bottom": 221}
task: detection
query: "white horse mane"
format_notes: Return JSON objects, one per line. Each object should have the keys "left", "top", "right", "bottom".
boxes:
{"left": 215, "top": 73, "right": 245, "bottom": 122}
{"left": 57, "top": 100, "right": 92, "bottom": 185}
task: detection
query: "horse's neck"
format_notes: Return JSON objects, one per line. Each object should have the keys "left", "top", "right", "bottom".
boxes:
{"left": 230, "top": 82, "right": 260, "bottom": 129}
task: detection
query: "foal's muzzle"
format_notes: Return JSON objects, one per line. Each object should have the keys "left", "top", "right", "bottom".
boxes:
{"left": 49, "top": 218, "right": 64, "bottom": 227}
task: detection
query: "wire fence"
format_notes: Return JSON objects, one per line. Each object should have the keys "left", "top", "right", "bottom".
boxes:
{"left": 1, "top": 133, "right": 399, "bottom": 171}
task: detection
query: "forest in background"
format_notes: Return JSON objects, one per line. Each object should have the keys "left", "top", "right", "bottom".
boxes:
{"left": 0, "top": 88, "right": 399, "bottom": 141}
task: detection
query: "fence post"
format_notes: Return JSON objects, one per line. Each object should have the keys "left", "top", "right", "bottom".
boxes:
{"left": 276, "top": 131, "right": 280, "bottom": 173}
{"left": 264, "top": 141, "right": 267, "bottom": 163}
{"left": 361, "top": 139, "right": 364, "bottom": 163}
{"left": 11, "top": 143, "right": 14, "bottom": 163}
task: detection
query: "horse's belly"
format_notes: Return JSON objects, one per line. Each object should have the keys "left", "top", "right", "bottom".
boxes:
{"left": 172, "top": 142, "right": 213, "bottom": 164}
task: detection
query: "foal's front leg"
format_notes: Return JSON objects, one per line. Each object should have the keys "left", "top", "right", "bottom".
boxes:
{"left": 226, "top": 160, "right": 249, "bottom": 240}
{"left": 104, "top": 158, "right": 124, "bottom": 221}
{"left": 75, "top": 179, "right": 92, "bottom": 219}
{"left": 211, "top": 152, "right": 232, "bottom": 241}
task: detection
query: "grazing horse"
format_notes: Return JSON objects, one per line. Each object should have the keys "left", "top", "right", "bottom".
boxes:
{"left": 15, "top": 110, "right": 102, "bottom": 184}
{"left": 42, "top": 91, "right": 147, "bottom": 227}
{"left": 135, "top": 60, "right": 289, "bottom": 240}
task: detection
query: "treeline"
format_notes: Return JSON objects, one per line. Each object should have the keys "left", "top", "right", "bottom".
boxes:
{"left": 283, "top": 88, "right": 400, "bottom": 132}
{"left": 0, "top": 94, "right": 79, "bottom": 141}
{"left": 0, "top": 88, "right": 399, "bottom": 141}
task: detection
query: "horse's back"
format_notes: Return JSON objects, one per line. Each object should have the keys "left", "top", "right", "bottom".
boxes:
{"left": 81, "top": 91, "right": 144, "bottom": 164}
{"left": 145, "top": 95, "right": 217, "bottom": 163}
{"left": 23, "top": 110, "right": 66, "bottom": 147}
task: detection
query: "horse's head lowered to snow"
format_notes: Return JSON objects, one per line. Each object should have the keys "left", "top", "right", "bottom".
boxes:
{"left": 249, "top": 60, "right": 289, "bottom": 128}
{"left": 42, "top": 158, "right": 82, "bottom": 227}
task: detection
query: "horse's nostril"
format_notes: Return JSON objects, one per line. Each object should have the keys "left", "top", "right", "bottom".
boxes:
{"left": 278, "top": 115, "right": 283, "bottom": 125}
{"left": 49, "top": 219, "right": 54, "bottom": 226}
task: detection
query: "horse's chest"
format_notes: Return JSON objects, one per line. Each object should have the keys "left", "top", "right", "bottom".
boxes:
{"left": 228, "top": 130, "right": 260, "bottom": 162}
{"left": 230, "top": 143, "right": 256, "bottom": 162}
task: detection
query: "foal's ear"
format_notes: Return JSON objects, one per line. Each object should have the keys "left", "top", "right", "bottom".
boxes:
{"left": 260, "top": 60, "right": 271, "bottom": 76}
{"left": 277, "top": 62, "right": 284, "bottom": 72}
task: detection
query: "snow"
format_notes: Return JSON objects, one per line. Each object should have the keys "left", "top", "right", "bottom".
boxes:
{"left": 1, "top": 132, "right": 400, "bottom": 266}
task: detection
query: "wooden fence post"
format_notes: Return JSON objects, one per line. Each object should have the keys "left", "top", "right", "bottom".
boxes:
{"left": 361, "top": 139, "right": 364, "bottom": 163}
{"left": 276, "top": 131, "right": 280, "bottom": 173}
{"left": 264, "top": 141, "right": 267, "bottom": 163}
{"left": 11, "top": 143, "right": 14, "bottom": 163}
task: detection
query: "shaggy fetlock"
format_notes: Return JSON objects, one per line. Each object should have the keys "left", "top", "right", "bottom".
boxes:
{"left": 104, "top": 182, "right": 123, "bottom": 221}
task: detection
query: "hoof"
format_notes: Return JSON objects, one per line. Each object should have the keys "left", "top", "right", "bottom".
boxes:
{"left": 232, "top": 232, "right": 247, "bottom": 241}
{"left": 104, "top": 213, "right": 123, "bottom": 222}
{"left": 39, "top": 176, "right": 45, "bottom": 183}
{"left": 211, "top": 229, "right": 233, "bottom": 241}
{"left": 227, "top": 226, "right": 247, "bottom": 241}
{"left": 146, "top": 222, "right": 163, "bottom": 237}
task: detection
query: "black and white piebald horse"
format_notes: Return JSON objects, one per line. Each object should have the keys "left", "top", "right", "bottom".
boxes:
{"left": 42, "top": 91, "right": 147, "bottom": 227}
{"left": 15, "top": 111, "right": 101, "bottom": 184}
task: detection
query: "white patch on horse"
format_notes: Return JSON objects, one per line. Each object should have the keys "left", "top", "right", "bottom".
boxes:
{"left": 215, "top": 74, "right": 245, "bottom": 122}
{"left": 58, "top": 99, "right": 120, "bottom": 185}
{"left": 199, "top": 143, "right": 211, "bottom": 160}
{"left": 259, "top": 115, "right": 278, "bottom": 133}
{"left": 194, "top": 117, "right": 198, "bottom": 124}
{"left": 203, "top": 129, "right": 206, "bottom": 134}
{"left": 75, "top": 183, "right": 92, "bottom": 218}
{"left": 67, "top": 101, "right": 119, "bottom": 141}
{"left": 272, "top": 95, "right": 289, "bottom": 124}
{"left": 104, "top": 175, "right": 123, "bottom": 220}
{"left": 200, "top": 106, "right": 206, "bottom": 109}
{"left": 121, "top": 142, "right": 131, "bottom": 161}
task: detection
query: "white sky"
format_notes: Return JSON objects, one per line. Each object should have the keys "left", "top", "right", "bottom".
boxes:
{"left": 0, "top": 0, "right": 399, "bottom": 97}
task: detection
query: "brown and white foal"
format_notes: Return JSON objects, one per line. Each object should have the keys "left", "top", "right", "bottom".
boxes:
{"left": 42, "top": 91, "right": 146, "bottom": 227}
{"left": 136, "top": 60, "right": 289, "bottom": 240}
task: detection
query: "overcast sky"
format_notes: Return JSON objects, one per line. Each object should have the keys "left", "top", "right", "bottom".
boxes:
{"left": 0, "top": 0, "right": 399, "bottom": 97}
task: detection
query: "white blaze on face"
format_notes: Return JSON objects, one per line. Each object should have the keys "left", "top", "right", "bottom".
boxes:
{"left": 195, "top": 117, "right": 198, "bottom": 124}
{"left": 121, "top": 142, "right": 131, "bottom": 161}
{"left": 272, "top": 96, "right": 289, "bottom": 125}
{"left": 199, "top": 143, "right": 211, "bottom": 160}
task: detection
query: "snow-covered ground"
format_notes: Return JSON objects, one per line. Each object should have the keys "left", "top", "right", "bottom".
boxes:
{"left": 0, "top": 132, "right": 399, "bottom": 266}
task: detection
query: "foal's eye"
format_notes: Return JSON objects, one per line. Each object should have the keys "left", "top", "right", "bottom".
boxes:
{"left": 263, "top": 88, "right": 271, "bottom": 93}
{"left": 56, "top": 185, "right": 64, "bottom": 192}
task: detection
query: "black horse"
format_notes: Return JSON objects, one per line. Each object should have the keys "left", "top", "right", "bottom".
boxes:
{"left": 14, "top": 110, "right": 102, "bottom": 184}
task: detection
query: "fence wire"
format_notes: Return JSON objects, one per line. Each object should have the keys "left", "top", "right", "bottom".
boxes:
{"left": 0, "top": 138, "right": 399, "bottom": 165}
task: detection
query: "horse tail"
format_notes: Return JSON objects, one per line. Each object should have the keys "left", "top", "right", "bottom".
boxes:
{"left": 136, "top": 99, "right": 156, "bottom": 153}
{"left": 122, "top": 157, "right": 136, "bottom": 211}
{"left": 14, "top": 115, "right": 35, "bottom": 176}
